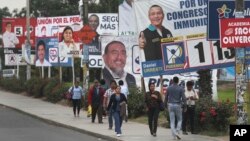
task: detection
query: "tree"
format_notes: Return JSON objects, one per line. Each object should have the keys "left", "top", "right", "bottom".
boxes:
{"left": 197, "top": 69, "right": 213, "bottom": 99}
{"left": 0, "top": 7, "right": 12, "bottom": 32}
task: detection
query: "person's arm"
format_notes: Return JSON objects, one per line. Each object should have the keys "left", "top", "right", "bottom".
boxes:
{"left": 107, "top": 95, "right": 113, "bottom": 111}
{"left": 88, "top": 87, "right": 93, "bottom": 105}
{"left": 139, "top": 31, "right": 146, "bottom": 49}
{"left": 13, "top": 34, "right": 19, "bottom": 45}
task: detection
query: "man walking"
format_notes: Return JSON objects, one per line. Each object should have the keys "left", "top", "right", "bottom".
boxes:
{"left": 165, "top": 76, "right": 186, "bottom": 140}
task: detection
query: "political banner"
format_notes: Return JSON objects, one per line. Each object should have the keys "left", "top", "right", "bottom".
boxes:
{"left": 134, "top": 0, "right": 242, "bottom": 77}
{"left": 88, "top": 13, "right": 118, "bottom": 36}
{"left": 2, "top": 18, "right": 37, "bottom": 48}
{"left": 35, "top": 37, "right": 72, "bottom": 67}
{"left": 208, "top": 0, "right": 250, "bottom": 40}
{"left": 101, "top": 36, "right": 140, "bottom": 87}
{"left": 220, "top": 18, "right": 250, "bottom": 48}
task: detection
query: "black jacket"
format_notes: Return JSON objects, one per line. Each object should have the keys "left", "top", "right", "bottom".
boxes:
{"left": 102, "top": 67, "right": 136, "bottom": 88}
{"left": 141, "top": 26, "right": 173, "bottom": 61}
{"left": 107, "top": 93, "right": 127, "bottom": 112}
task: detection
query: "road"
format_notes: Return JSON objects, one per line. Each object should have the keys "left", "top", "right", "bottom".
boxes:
{"left": 0, "top": 105, "right": 107, "bottom": 141}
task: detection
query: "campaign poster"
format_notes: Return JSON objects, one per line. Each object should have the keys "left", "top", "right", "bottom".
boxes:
{"left": 2, "top": 18, "right": 37, "bottom": 48}
{"left": 220, "top": 18, "right": 250, "bottom": 48}
{"left": 207, "top": 0, "right": 250, "bottom": 40}
{"left": 101, "top": 36, "right": 140, "bottom": 87}
{"left": 134, "top": 0, "right": 239, "bottom": 77}
{"left": 37, "top": 15, "right": 83, "bottom": 66}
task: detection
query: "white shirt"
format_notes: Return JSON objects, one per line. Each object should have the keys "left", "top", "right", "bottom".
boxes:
{"left": 69, "top": 86, "right": 84, "bottom": 100}
{"left": 58, "top": 41, "right": 80, "bottom": 58}
{"left": 3, "top": 31, "right": 19, "bottom": 48}
{"left": 35, "top": 59, "right": 51, "bottom": 67}
{"left": 185, "top": 89, "right": 199, "bottom": 106}
{"left": 104, "top": 88, "right": 115, "bottom": 107}
{"left": 119, "top": 0, "right": 137, "bottom": 36}
{"left": 120, "top": 85, "right": 129, "bottom": 98}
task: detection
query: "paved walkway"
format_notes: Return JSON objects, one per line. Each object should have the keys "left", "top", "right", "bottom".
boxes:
{"left": 0, "top": 90, "right": 228, "bottom": 141}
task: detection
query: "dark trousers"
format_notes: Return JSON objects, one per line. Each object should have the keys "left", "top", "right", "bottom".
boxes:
{"left": 72, "top": 99, "right": 81, "bottom": 116}
{"left": 147, "top": 107, "right": 160, "bottom": 134}
{"left": 182, "top": 106, "right": 195, "bottom": 132}
{"left": 91, "top": 104, "right": 103, "bottom": 123}
{"left": 113, "top": 110, "right": 123, "bottom": 134}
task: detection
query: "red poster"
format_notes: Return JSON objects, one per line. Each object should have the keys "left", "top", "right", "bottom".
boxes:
{"left": 2, "top": 18, "right": 37, "bottom": 48}
{"left": 220, "top": 18, "right": 250, "bottom": 48}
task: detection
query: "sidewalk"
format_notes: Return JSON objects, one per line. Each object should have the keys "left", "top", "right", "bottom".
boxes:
{"left": 0, "top": 90, "right": 228, "bottom": 141}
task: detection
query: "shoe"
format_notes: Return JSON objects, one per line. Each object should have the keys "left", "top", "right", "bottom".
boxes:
{"left": 99, "top": 122, "right": 103, "bottom": 124}
{"left": 183, "top": 132, "right": 188, "bottom": 135}
{"left": 176, "top": 135, "right": 181, "bottom": 140}
{"left": 116, "top": 134, "right": 121, "bottom": 137}
{"left": 152, "top": 133, "right": 157, "bottom": 137}
{"left": 191, "top": 132, "right": 198, "bottom": 134}
{"left": 108, "top": 127, "right": 112, "bottom": 130}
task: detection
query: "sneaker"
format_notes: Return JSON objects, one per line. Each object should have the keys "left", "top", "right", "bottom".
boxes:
{"left": 176, "top": 134, "right": 181, "bottom": 140}
{"left": 191, "top": 132, "right": 198, "bottom": 134}
{"left": 116, "top": 134, "right": 121, "bottom": 137}
{"left": 183, "top": 132, "right": 188, "bottom": 135}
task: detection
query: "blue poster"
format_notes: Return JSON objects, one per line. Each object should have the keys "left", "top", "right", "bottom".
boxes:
{"left": 207, "top": 0, "right": 250, "bottom": 40}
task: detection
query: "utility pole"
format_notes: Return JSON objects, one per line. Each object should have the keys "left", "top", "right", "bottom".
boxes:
{"left": 26, "top": 0, "right": 31, "bottom": 80}
{"left": 235, "top": 0, "right": 248, "bottom": 125}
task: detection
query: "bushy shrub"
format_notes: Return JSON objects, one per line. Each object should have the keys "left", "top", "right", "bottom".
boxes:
{"left": 46, "top": 83, "right": 69, "bottom": 103}
{"left": 0, "top": 77, "right": 26, "bottom": 93}
{"left": 43, "top": 77, "right": 60, "bottom": 98}
{"left": 127, "top": 87, "right": 146, "bottom": 118}
{"left": 195, "top": 96, "right": 234, "bottom": 132}
{"left": 25, "top": 77, "right": 48, "bottom": 97}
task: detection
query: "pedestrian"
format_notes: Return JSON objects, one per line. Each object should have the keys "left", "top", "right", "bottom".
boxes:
{"left": 182, "top": 81, "right": 199, "bottom": 135}
{"left": 118, "top": 80, "right": 129, "bottom": 122}
{"left": 100, "top": 79, "right": 108, "bottom": 119}
{"left": 88, "top": 79, "right": 105, "bottom": 123}
{"left": 165, "top": 76, "right": 186, "bottom": 140}
{"left": 103, "top": 80, "right": 117, "bottom": 130}
{"left": 145, "top": 82, "right": 163, "bottom": 137}
{"left": 68, "top": 80, "right": 84, "bottom": 117}
{"left": 107, "top": 85, "right": 127, "bottom": 137}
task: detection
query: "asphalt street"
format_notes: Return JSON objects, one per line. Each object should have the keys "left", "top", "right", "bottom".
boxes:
{"left": 0, "top": 105, "right": 107, "bottom": 141}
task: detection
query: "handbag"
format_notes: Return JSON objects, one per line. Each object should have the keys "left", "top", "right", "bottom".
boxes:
{"left": 66, "top": 87, "right": 74, "bottom": 100}
{"left": 159, "top": 101, "right": 165, "bottom": 111}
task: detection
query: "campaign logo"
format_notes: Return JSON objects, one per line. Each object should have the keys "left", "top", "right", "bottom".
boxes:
{"left": 162, "top": 42, "right": 186, "bottom": 70}
{"left": 217, "top": 4, "right": 232, "bottom": 18}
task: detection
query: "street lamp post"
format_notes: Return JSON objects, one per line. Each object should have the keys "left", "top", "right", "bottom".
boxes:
{"left": 26, "top": 0, "right": 31, "bottom": 80}
{"left": 235, "top": 0, "right": 248, "bottom": 125}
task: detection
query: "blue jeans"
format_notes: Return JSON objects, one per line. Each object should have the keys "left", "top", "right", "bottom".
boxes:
{"left": 113, "top": 110, "right": 123, "bottom": 134}
{"left": 108, "top": 109, "right": 113, "bottom": 129}
{"left": 168, "top": 103, "right": 182, "bottom": 137}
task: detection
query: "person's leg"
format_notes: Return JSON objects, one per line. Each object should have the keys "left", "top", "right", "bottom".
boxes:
{"left": 190, "top": 106, "right": 196, "bottom": 133}
{"left": 113, "top": 111, "right": 121, "bottom": 134}
{"left": 76, "top": 99, "right": 81, "bottom": 117}
{"left": 108, "top": 109, "right": 113, "bottom": 129}
{"left": 91, "top": 105, "right": 98, "bottom": 123}
{"left": 147, "top": 108, "right": 153, "bottom": 135}
{"left": 152, "top": 108, "right": 160, "bottom": 136}
{"left": 97, "top": 105, "right": 103, "bottom": 123}
{"left": 176, "top": 105, "right": 183, "bottom": 134}
{"left": 168, "top": 104, "right": 177, "bottom": 138}
{"left": 72, "top": 99, "right": 77, "bottom": 117}
{"left": 182, "top": 109, "right": 188, "bottom": 134}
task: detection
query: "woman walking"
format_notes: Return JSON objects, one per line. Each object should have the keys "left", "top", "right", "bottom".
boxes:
{"left": 145, "top": 82, "right": 163, "bottom": 137}
{"left": 107, "top": 85, "right": 127, "bottom": 137}
{"left": 69, "top": 80, "right": 84, "bottom": 117}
